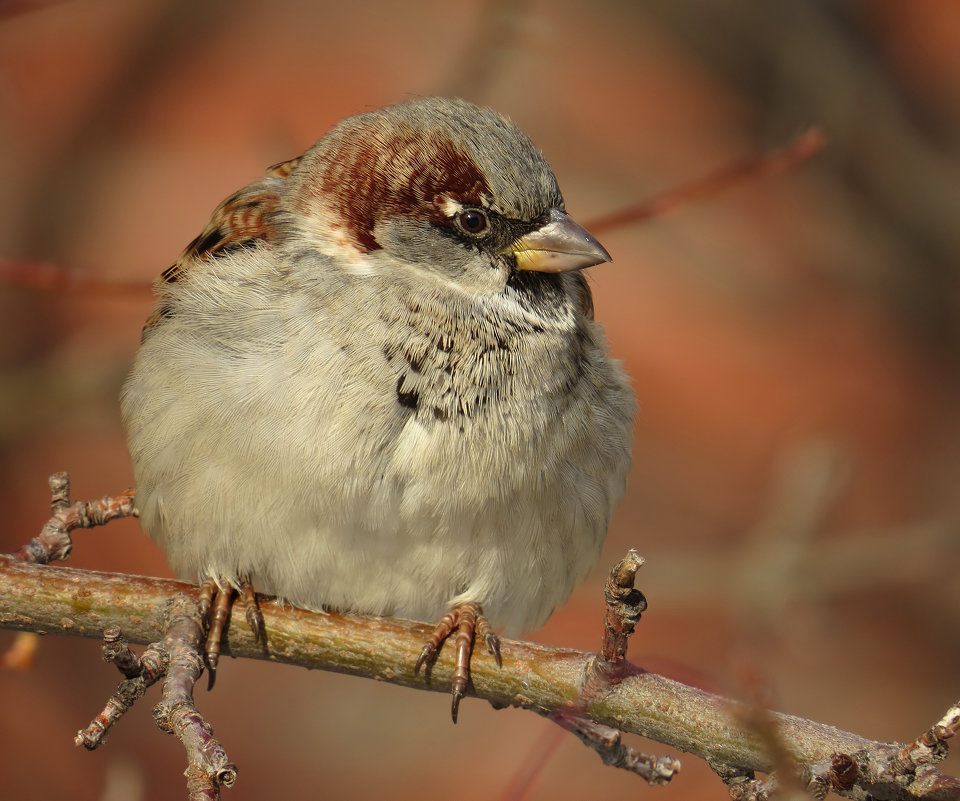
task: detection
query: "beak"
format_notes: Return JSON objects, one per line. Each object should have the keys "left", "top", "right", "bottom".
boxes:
{"left": 511, "top": 208, "right": 611, "bottom": 273}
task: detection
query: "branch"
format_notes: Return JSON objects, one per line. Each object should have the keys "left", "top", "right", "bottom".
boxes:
{"left": 2, "top": 554, "right": 958, "bottom": 800}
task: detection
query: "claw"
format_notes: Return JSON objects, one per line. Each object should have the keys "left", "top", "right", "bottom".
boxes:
{"left": 476, "top": 614, "right": 501, "bottom": 668}
{"left": 415, "top": 642, "right": 437, "bottom": 676}
{"left": 486, "top": 632, "right": 502, "bottom": 668}
{"left": 451, "top": 685, "right": 465, "bottom": 724}
{"left": 240, "top": 578, "right": 265, "bottom": 644}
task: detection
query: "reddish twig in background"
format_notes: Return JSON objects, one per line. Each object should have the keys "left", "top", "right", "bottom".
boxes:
{"left": 585, "top": 127, "right": 826, "bottom": 234}
{"left": 0, "top": 258, "right": 151, "bottom": 295}
{"left": 0, "top": 0, "right": 67, "bottom": 20}
{"left": 497, "top": 727, "right": 567, "bottom": 801}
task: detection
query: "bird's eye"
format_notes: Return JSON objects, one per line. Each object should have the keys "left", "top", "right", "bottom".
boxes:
{"left": 457, "top": 209, "right": 489, "bottom": 235}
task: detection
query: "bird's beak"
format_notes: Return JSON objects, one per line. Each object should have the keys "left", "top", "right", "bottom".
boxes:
{"left": 510, "top": 208, "right": 611, "bottom": 273}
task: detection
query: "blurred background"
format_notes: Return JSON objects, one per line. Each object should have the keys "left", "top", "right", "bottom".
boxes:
{"left": 2, "top": 0, "right": 959, "bottom": 798}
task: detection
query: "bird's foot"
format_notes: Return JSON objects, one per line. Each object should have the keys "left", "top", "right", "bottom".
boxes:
{"left": 197, "top": 575, "right": 265, "bottom": 688}
{"left": 414, "top": 601, "right": 501, "bottom": 723}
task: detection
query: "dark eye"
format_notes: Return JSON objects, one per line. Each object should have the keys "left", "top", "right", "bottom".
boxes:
{"left": 457, "top": 208, "right": 489, "bottom": 235}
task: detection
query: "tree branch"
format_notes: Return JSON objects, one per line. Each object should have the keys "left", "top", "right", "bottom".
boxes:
{"left": 2, "top": 553, "right": 958, "bottom": 799}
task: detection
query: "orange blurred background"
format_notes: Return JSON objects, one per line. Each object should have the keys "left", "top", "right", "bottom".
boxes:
{"left": 2, "top": 1, "right": 959, "bottom": 799}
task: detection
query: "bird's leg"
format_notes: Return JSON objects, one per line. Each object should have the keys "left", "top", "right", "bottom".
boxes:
{"left": 196, "top": 575, "right": 265, "bottom": 689}
{"left": 415, "top": 601, "right": 502, "bottom": 723}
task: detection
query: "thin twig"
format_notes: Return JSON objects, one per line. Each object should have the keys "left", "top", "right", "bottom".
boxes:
{"left": 13, "top": 473, "right": 137, "bottom": 565}
{"left": 585, "top": 128, "right": 826, "bottom": 234}
{"left": 152, "top": 594, "right": 238, "bottom": 799}
{"left": 561, "top": 549, "right": 679, "bottom": 785}
{"left": 592, "top": 548, "right": 647, "bottom": 675}
{"left": 0, "top": 258, "right": 151, "bottom": 295}
{"left": 557, "top": 714, "right": 682, "bottom": 786}
{"left": 76, "top": 595, "right": 236, "bottom": 800}
{"left": 75, "top": 633, "right": 169, "bottom": 749}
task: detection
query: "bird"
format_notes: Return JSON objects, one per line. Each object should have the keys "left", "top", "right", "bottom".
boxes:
{"left": 121, "top": 96, "right": 634, "bottom": 721}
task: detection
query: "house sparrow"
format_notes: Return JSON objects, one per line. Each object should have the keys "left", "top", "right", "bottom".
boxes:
{"left": 121, "top": 97, "right": 634, "bottom": 720}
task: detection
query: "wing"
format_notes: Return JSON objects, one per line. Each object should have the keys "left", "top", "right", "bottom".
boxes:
{"left": 142, "top": 156, "right": 303, "bottom": 337}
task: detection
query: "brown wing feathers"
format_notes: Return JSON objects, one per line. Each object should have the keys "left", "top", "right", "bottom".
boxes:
{"left": 142, "top": 156, "right": 301, "bottom": 336}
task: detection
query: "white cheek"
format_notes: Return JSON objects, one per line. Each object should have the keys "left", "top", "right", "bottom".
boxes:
{"left": 298, "top": 219, "right": 378, "bottom": 275}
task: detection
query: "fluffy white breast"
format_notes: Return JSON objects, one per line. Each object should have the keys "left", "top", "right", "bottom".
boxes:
{"left": 122, "top": 246, "right": 633, "bottom": 634}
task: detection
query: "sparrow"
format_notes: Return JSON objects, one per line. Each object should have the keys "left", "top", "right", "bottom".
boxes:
{"left": 121, "top": 97, "right": 634, "bottom": 720}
